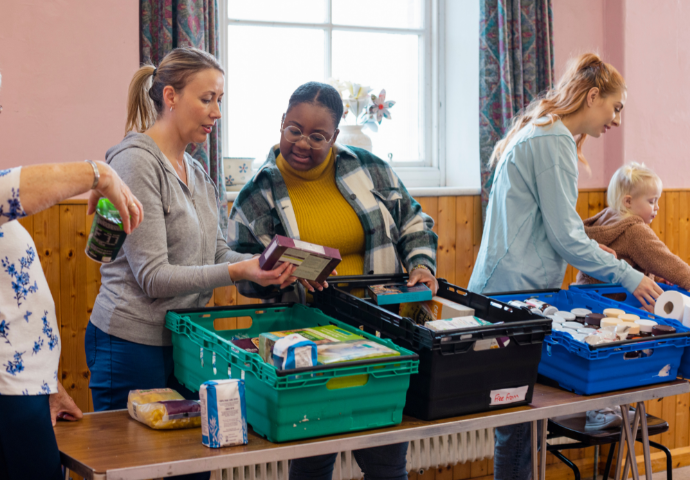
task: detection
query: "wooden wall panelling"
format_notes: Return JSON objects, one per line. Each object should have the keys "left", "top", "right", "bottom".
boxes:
{"left": 456, "top": 196, "right": 476, "bottom": 289}
{"left": 84, "top": 209, "right": 100, "bottom": 413}
{"left": 33, "top": 206, "right": 63, "bottom": 384}
{"left": 437, "top": 197, "right": 457, "bottom": 284}
{"left": 59, "top": 204, "right": 91, "bottom": 412}
{"left": 665, "top": 192, "right": 681, "bottom": 256}
{"left": 651, "top": 192, "right": 666, "bottom": 243}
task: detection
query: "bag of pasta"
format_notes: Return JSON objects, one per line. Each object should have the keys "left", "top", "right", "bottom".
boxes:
{"left": 127, "top": 388, "right": 201, "bottom": 430}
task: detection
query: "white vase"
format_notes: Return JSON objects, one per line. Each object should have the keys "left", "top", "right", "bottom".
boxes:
{"left": 337, "top": 125, "right": 373, "bottom": 152}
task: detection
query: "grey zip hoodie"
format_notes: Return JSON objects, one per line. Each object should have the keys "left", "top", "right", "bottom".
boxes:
{"left": 90, "top": 132, "right": 251, "bottom": 346}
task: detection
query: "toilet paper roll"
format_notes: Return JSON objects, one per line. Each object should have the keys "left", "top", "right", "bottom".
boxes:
{"left": 654, "top": 291, "right": 690, "bottom": 324}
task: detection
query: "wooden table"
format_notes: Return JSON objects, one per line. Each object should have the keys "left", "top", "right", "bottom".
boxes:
{"left": 56, "top": 380, "right": 690, "bottom": 480}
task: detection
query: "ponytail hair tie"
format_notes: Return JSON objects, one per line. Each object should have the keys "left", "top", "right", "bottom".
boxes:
{"left": 152, "top": 68, "right": 157, "bottom": 78}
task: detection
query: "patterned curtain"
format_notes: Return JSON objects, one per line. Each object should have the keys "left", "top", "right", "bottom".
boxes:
{"left": 140, "top": 0, "right": 228, "bottom": 234}
{"left": 479, "top": 0, "right": 554, "bottom": 215}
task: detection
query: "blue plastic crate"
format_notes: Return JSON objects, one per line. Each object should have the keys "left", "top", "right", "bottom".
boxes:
{"left": 490, "top": 289, "right": 690, "bottom": 394}
{"left": 570, "top": 282, "right": 690, "bottom": 379}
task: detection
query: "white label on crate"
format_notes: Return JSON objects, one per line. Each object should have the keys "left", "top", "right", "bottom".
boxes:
{"left": 293, "top": 239, "right": 325, "bottom": 255}
{"left": 489, "top": 385, "right": 529, "bottom": 406}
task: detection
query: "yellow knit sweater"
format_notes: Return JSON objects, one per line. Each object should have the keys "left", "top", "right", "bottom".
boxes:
{"left": 276, "top": 150, "right": 365, "bottom": 276}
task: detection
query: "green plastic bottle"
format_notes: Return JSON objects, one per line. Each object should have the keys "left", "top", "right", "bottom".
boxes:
{"left": 85, "top": 198, "right": 127, "bottom": 263}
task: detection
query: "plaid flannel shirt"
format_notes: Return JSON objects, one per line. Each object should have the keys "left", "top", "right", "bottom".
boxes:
{"left": 228, "top": 144, "right": 437, "bottom": 300}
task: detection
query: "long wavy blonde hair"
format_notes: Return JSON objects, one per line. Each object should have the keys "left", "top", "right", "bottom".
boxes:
{"left": 490, "top": 53, "right": 626, "bottom": 168}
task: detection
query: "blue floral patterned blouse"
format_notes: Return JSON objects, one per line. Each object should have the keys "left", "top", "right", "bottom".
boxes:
{"left": 0, "top": 167, "right": 60, "bottom": 395}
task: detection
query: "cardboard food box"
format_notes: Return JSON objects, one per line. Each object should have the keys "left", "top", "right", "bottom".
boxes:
{"left": 367, "top": 283, "right": 432, "bottom": 306}
{"left": 259, "top": 235, "right": 341, "bottom": 283}
{"left": 400, "top": 296, "right": 475, "bottom": 324}
{"left": 259, "top": 325, "right": 363, "bottom": 365}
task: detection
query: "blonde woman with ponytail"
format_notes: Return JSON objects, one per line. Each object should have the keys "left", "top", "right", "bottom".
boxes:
{"left": 468, "top": 53, "right": 663, "bottom": 480}
{"left": 576, "top": 163, "right": 690, "bottom": 289}
{"left": 86, "top": 48, "right": 296, "bottom": 430}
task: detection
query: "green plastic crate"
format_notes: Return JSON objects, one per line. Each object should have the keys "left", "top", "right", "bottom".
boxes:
{"left": 165, "top": 303, "right": 419, "bottom": 442}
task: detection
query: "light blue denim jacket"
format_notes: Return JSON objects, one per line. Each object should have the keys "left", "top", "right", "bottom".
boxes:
{"left": 468, "top": 119, "right": 643, "bottom": 294}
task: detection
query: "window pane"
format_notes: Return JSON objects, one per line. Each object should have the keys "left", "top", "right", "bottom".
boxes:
{"left": 226, "top": 26, "right": 325, "bottom": 160}
{"left": 332, "top": 0, "right": 423, "bottom": 29}
{"left": 332, "top": 31, "right": 420, "bottom": 162}
{"left": 228, "top": 0, "right": 326, "bottom": 24}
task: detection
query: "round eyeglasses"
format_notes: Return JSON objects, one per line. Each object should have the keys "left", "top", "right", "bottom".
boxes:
{"left": 280, "top": 125, "right": 334, "bottom": 150}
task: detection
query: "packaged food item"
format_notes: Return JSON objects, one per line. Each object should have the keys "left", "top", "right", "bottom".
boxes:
{"left": 525, "top": 299, "right": 558, "bottom": 315}
{"left": 231, "top": 338, "right": 259, "bottom": 354}
{"left": 555, "top": 311, "right": 576, "bottom": 322}
{"left": 271, "top": 334, "right": 317, "bottom": 370}
{"left": 619, "top": 313, "right": 640, "bottom": 322}
{"left": 127, "top": 388, "right": 201, "bottom": 430}
{"left": 259, "top": 235, "right": 341, "bottom": 282}
{"left": 368, "top": 283, "right": 432, "bottom": 306}
{"left": 399, "top": 301, "right": 435, "bottom": 324}
{"left": 85, "top": 198, "right": 127, "bottom": 264}
{"left": 571, "top": 308, "right": 592, "bottom": 322}
{"left": 562, "top": 321, "right": 583, "bottom": 330}
{"left": 601, "top": 317, "right": 624, "bottom": 329}
{"left": 603, "top": 308, "right": 626, "bottom": 318}
{"left": 635, "top": 319, "right": 658, "bottom": 337}
{"left": 508, "top": 300, "right": 531, "bottom": 310}
{"left": 652, "top": 325, "right": 676, "bottom": 336}
{"left": 584, "top": 313, "right": 605, "bottom": 327}
{"left": 259, "top": 325, "right": 363, "bottom": 364}
{"left": 317, "top": 340, "right": 400, "bottom": 364}
{"left": 424, "top": 316, "right": 492, "bottom": 332}
{"left": 200, "top": 379, "right": 248, "bottom": 448}
{"left": 400, "top": 296, "right": 474, "bottom": 324}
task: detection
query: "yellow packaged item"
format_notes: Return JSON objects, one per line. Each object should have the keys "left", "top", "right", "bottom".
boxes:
{"left": 127, "top": 388, "right": 201, "bottom": 430}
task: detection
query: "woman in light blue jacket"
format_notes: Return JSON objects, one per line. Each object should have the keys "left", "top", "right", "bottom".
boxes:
{"left": 469, "top": 53, "right": 663, "bottom": 480}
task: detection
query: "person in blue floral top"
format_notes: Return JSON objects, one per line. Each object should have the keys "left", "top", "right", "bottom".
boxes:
{"left": 0, "top": 70, "right": 146, "bottom": 480}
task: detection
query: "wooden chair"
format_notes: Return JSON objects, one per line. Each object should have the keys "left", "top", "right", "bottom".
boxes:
{"left": 547, "top": 411, "right": 671, "bottom": 479}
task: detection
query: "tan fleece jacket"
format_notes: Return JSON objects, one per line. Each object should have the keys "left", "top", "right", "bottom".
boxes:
{"left": 575, "top": 207, "right": 690, "bottom": 290}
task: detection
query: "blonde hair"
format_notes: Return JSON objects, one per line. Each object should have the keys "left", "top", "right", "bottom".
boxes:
{"left": 490, "top": 53, "right": 626, "bottom": 168}
{"left": 607, "top": 162, "right": 662, "bottom": 215}
{"left": 125, "top": 47, "right": 224, "bottom": 134}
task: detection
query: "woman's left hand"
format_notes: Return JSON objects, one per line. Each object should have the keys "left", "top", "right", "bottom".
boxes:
{"left": 296, "top": 270, "right": 337, "bottom": 293}
{"left": 49, "top": 382, "right": 83, "bottom": 426}
{"left": 407, "top": 266, "right": 439, "bottom": 295}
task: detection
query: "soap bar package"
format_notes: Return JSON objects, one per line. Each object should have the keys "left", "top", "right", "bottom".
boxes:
{"left": 127, "top": 388, "right": 201, "bottom": 430}
{"left": 400, "top": 296, "right": 475, "bottom": 324}
{"left": 424, "top": 316, "right": 493, "bottom": 332}
{"left": 368, "top": 283, "right": 432, "bottom": 306}
{"left": 259, "top": 325, "right": 364, "bottom": 365}
{"left": 200, "top": 379, "right": 248, "bottom": 448}
{"left": 260, "top": 235, "right": 341, "bottom": 282}
{"left": 272, "top": 334, "right": 317, "bottom": 370}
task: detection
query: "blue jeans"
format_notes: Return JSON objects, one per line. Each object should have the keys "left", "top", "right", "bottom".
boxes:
{"left": 85, "top": 321, "right": 208, "bottom": 480}
{"left": 0, "top": 394, "right": 62, "bottom": 480}
{"left": 494, "top": 423, "right": 542, "bottom": 480}
{"left": 289, "top": 443, "right": 408, "bottom": 480}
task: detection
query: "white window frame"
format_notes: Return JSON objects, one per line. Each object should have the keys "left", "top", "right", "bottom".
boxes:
{"left": 219, "top": 0, "right": 446, "bottom": 188}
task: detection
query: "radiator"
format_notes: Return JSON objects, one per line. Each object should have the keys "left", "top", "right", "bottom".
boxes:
{"left": 211, "top": 428, "right": 499, "bottom": 480}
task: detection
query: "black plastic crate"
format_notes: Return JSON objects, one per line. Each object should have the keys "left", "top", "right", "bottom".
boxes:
{"left": 312, "top": 274, "right": 552, "bottom": 420}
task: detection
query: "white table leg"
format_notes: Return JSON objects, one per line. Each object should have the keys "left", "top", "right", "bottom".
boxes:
{"left": 622, "top": 405, "right": 642, "bottom": 480}
{"left": 620, "top": 403, "right": 640, "bottom": 480}
{"left": 638, "top": 402, "right": 653, "bottom": 479}
{"left": 532, "top": 420, "right": 539, "bottom": 480}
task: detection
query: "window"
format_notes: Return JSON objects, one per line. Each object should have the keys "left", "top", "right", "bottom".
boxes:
{"left": 220, "top": 0, "right": 443, "bottom": 186}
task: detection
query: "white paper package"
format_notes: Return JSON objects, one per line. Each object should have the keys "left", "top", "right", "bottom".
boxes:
{"left": 200, "top": 379, "right": 248, "bottom": 448}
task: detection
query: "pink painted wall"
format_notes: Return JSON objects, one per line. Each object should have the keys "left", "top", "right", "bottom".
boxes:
{"left": 554, "top": 0, "right": 690, "bottom": 189}
{"left": 624, "top": 0, "right": 690, "bottom": 188}
{"left": 553, "top": 0, "right": 607, "bottom": 188}
{"left": 0, "top": 1, "right": 139, "bottom": 170}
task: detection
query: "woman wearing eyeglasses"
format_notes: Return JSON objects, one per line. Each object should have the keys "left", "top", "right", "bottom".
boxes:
{"left": 228, "top": 81, "right": 438, "bottom": 479}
